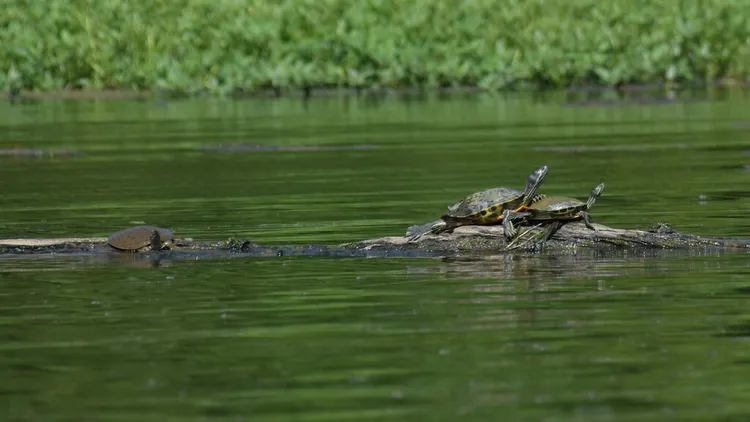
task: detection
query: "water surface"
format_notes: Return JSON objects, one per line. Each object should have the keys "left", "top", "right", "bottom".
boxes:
{"left": 1, "top": 88, "right": 750, "bottom": 421}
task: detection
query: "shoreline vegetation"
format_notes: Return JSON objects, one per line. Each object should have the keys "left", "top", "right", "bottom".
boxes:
{"left": 3, "top": 0, "right": 750, "bottom": 98}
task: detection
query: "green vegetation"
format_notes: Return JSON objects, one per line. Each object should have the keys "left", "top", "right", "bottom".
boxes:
{"left": 2, "top": 0, "right": 750, "bottom": 95}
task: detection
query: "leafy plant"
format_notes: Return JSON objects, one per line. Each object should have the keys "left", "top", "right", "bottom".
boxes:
{"left": 1, "top": 0, "right": 749, "bottom": 95}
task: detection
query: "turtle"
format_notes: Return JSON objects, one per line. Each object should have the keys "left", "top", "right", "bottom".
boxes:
{"left": 405, "top": 165, "right": 549, "bottom": 241}
{"left": 107, "top": 225, "right": 175, "bottom": 252}
{"left": 501, "top": 183, "right": 605, "bottom": 241}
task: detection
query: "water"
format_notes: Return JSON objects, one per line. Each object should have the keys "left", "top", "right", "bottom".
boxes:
{"left": 2, "top": 89, "right": 750, "bottom": 421}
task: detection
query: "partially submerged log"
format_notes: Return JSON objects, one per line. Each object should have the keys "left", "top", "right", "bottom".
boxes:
{"left": 347, "top": 221, "right": 750, "bottom": 252}
{"left": 0, "top": 237, "right": 108, "bottom": 247}
{"left": 1, "top": 221, "right": 749, "bottom": 258}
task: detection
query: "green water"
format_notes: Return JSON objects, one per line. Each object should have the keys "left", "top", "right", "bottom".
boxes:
{"left": 2, "top": 89, "right": 750, "bottom": 421}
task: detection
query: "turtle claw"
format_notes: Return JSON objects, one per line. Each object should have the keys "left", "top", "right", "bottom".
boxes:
{"left": 647, "top": 222, "right": 675, "bottom": 234}
{"left": 405, "top": 225, "right": 429, "bottom": 242}
{"left": 503, "top": 225, "right": 517, "bottom": 241}
{"left": 501, "top": 209, "right": 533, "bottom": 242}
{"left": 406, "top": 233, "right": 423, "bottom": 242}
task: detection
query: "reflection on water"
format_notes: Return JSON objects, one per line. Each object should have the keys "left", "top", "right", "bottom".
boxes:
{"left": 2, "top": 251, "right": 750, "bottom": 420}
{"left": 1, "top": 90, "right": 750, "bottom": 421}
{"left": 411, "top": 248, "right": 743, "bottom": 281}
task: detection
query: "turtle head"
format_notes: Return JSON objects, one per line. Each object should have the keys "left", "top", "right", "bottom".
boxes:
{"left": 522, "top": 165, "right": 548, "bottom": 204}
{"left": 586, "top": 183, "right": 605, "bottom": 209}
{"left": 149, "top": 230, "right": 163, "bottom": 251}
{"left": 149, "top": 228, "right": 175, "bottom": 251}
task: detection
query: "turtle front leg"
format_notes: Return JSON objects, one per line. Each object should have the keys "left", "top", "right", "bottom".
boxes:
{"left": 501, "top": 209, "right": 531, "bottom": 241}
{"left": 541, "top": 220, "right": 565, "bottom": 242}
{"left": 581, "top": 211, "right": 596, "bottom": 231}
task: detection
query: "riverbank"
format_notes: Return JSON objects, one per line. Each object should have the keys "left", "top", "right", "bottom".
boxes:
{"left": 4, "top": 80, "right": 749, "bottom": 103}
{"left": 3, "top": 0, "right": 749, "bottom": 96}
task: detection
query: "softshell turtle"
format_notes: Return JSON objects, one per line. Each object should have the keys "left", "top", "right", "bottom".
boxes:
{"left": 502, "top": 183, "right": 605, "bottom": 241}
{"left": 406, "top": 165, "right": 549, "bottom": 241}
{"left": 107, "top": 225, "right": 175, "bottom": 252}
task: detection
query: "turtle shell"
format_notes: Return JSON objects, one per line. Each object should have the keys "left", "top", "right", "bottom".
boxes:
{"left": 446, "top": 187, "right": 524, "bottom": 217}
{"left": 107, "top": 225, "right": 174, "bottom": 251}
{"left": 527, "top": 196, "right": 586, "bottom": 218}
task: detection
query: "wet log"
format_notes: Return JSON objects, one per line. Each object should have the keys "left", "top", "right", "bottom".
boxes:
{"left": 1, "top": 221, "right": 749, "bottom": 257}
{"left": 346, "top": 222, "right": 750, "bottom": 252}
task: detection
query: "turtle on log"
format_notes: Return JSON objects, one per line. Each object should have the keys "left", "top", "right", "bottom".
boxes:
{"left": 502, "top": 183, "right": 605, "bottom": 241}
{"left": 406, "top": 165, "right": 549, "bottom": 241}
{"left": 107, "top": 225, "right": 175, "bottom": 252}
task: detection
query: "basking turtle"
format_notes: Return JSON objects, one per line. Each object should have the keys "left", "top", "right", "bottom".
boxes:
{"left": 501, "top": 183, "right": 605, "bottom": 241}
{"left": 107, "top": 225, "right": 175, "bottom": 252}
{"left": 406, "top": 165, "right": 549, "bottom": 241}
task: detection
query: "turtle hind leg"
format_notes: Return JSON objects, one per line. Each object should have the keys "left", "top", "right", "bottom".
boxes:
{"left": 406, "top": 220, "right": 446, "bottom": 242}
